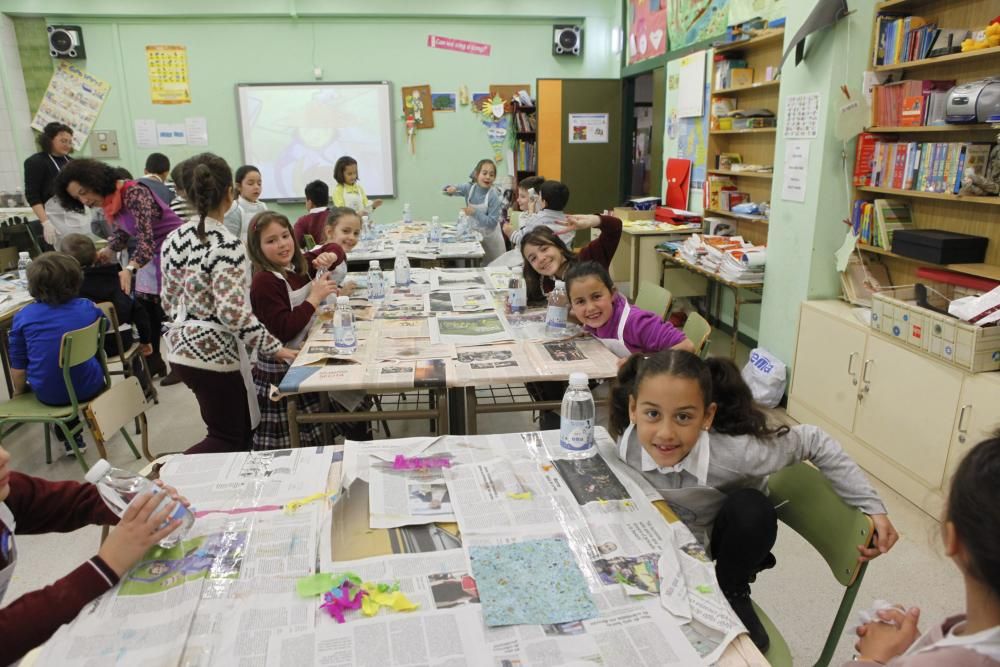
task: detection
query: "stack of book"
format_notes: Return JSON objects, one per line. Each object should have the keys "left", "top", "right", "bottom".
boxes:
{"left": 713, "top": 56, "right": 748, "bottom": 90}
{"left": 853, "top": 135, "right": 996, "bottom": 194}
{"left": 513, "top": 111, "right": 537, "bottom": 133}
{"left": 515, "top": 141, "right": 536, "bottom": 171}
{"left": 720, "top": 247, "right": 766, "bottom": 283}
{"left": 870, "top": 79, "right": 954, "bottom": 127}
{"left": 850, "top": 198, "right": 914, "bottom": 249}
{"left": 873, "top": 16, "right": 968, "bottom": 66}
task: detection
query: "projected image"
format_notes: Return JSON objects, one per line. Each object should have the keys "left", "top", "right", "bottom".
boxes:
{"left": 237, "top": 83, "right": 395, "bottom": 200}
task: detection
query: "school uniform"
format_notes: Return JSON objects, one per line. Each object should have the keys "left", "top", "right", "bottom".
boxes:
{"left": 0, "top": 472, "right": 120, "bottom": 666}
{"left": 844, "top": 616, "right": 1000, "bottom": 666}
{"left": 293, "top": 207, "right": 329, "bottom": 247}
{"left": 617, "top": 423, "right": 885, "bottom": 593}
{"left": 447, "top": 183, "right": 506, "bottom": 264}
{"left": 222, "top": 196, "right": 267, "bottom": 242}
{"left": 161, "top": 218, "right": 282, "bottom": 454}
{"left": 250, "top": 243, "right": 370, "bottom": 449}
{"left": 583, "top": 292, "right": 686, "bottom": 357}
{"left": 535, "top": 215, "right": 623, "bottom": 301}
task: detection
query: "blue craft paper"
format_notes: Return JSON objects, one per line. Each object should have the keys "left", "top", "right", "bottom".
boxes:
{"left": 278, "top": 365, "right": 322, "bottom": 393}
{"left": 469, "top": 538, "right": 598, "bottom": 627}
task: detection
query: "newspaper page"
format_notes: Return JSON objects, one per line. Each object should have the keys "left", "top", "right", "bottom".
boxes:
{"left": 429, "top": 312, "right": 514, "bottom": 345}
{"left": 375, "top": 317, "right": 430, "bottom": 339}
{"left": 296, "top": 339, "right": 370, "bottom": 367}
{"left": 446, "top": 344, "right": 538, "bottom": 385}
{"left": 525, "top": 335, "right": 621, "bottom": 380}
{"left": 372, "top": 337, "right": 455, "bottom": 362}
{"left": 424, "top": 288, "right": 495, "bottom": 314}
{"left": 431, "top": 268, "right": 489, "bottom": 290}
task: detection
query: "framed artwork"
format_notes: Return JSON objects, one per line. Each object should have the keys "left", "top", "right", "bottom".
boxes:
{"left": 402, "top": 84, "right": 434, "bottom": 129}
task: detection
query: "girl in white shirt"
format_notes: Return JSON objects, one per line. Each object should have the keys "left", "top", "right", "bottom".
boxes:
{"left": 223, "top": 164, "right": 267, "bottom": 242}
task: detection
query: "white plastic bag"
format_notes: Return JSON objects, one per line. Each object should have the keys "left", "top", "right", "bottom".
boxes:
{"left": 741, "top": 347, "right": 787, "bottom": 408}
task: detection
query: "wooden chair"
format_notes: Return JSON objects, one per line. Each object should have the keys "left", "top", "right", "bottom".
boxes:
{"left": 96, "top": 301, "right": 158, "bottom": 407}
{"left": 682, "top": 312, "right": 712, "bottom": 358}
{"left": 83, "top": 376, "right": 154, "bottom": 462}
{"left": 633, "top": 281, "right": 674, "bottom": 320}
{"left": 0, "top": 318, "right": 140, "bottom": 473}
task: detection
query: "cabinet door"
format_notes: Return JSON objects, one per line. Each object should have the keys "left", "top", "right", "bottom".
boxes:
{"left": 790, "top": 307, "right": 867, "bottom": 433}
{"left": 854, "top": 335, "right": 963, "bottom": 489}
{"left": 943, "top": 373, "right": 1000, "bottom": 487}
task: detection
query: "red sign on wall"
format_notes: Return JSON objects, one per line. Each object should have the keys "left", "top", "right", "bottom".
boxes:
{"left": 427, "top": 35, "right": 492, "bottom": 57}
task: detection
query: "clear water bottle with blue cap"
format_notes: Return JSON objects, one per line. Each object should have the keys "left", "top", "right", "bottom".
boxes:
{"left": 334, "top": 295, "right": 357, "bottom": 351}
{"left": 560, "top": 373, "right": 595, "bottom": 458}
{"left": 367, "top": 260, "right": 385, "bottom": 300}
{"left": 402, "top": 203, "right": 413, "bottom": 225}
{"left": 545, "top": 280, "right": 569, "bottom": 337}
{"left": 429, "top": 215, "right": 442, "bottom": 246}
{"left": 394, "top": 249, "right": 410, "bottom": 287}
{"left": 85, "top": 459, "right": 194, "bottom": 548}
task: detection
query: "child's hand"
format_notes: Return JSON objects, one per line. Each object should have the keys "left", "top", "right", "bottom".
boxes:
{"left": 559, "top": 214, "right": 602, "bottom": 231}
{"left": 274, "top": 347, "right": 299, "bottom": 364}
{"left": 371, "top": 199, "right": 383, "bottom": 209}
{"left": 153, "top": 479, "right": 190, "bottom": 509}
{"left": 98, "top": 491, "right": 182, "bottom": 577}
{"left": 854, "top": 607, "right": 921, "bottom": 664}
{"left": 462, "top": 206, "right": 475, "bottom": 216}
{"left": 140, "top": 343, "right": 153, "bottom": 357}
{"left": 858, "top": 514, "right": 899, "bottom": 561}
{"left": 312, "top": 252, "right": 340, "bottom": 270}
{"left": 444, "top": 186, "right": 458, "bottom": 195}
{"left": 340, "top": 281, "right": 356, "bottom": 297}
{"left": 118, "top": 268, "right": 133, "bottom": 295}
{"left": 307, "top": 275, "right": 339, "bottom": 307}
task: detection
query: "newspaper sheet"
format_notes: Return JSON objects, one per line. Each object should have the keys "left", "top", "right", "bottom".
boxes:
{"left": 424, "top": 288, "right": 495, "bottom": 313}
{"left": 429, "top": 312, "right": 513, "bottom": 345}
{"left": 446, "top": 344, "right": 536, "bottom": 385}
{"left": 431, "top": 268, "right": 488, "bottom": 290}
{"left": 295, "top": 339, "right": 370, "bottom": 367}
{"left": 375, "top": 317, "right": 431, "bottom": 339}
{"left": 525, "top": 336, "right": 621, "bottom": 379}
{"left": 372, "top": 337, "right": 455, "bottom": 362}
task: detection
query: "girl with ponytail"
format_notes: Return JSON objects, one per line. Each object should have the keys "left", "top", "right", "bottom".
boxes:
{"left": 610, "top": 350, "right": 898, "bottom": 652}
{"left": 160, "top": 153, "right": 297, "bottom": 455}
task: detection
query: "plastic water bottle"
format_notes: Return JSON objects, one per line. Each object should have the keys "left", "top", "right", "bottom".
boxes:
{"left": 16, "top": 252, "right": 31, "bottom": 284}
{"left": 456, "top": 211, "right": 469, "bottom": 240}
{"left": 367, "top": 260, "right": 385, "bottom": 301}
{"left": 85, "top": 459, "right": 194, "bottom": 548}
{"left": 402, "top": 203, "right": 413, "bottom": 225}
{"left": 361, "top": 214, "right": 372, "bottom": 242}
{"left": 528, "top": 187, "right": 539, "bottom": 213}
{"left": 428, "top": 215, "right": 442, "bottom": 245}
{"left": 545, "top": 280, "right": 569, "bottom": 337}
{"left": 506, "top": 277, "right": 526, "bottom": 314}
{"left": 560, "top": 373, "right": 595, "bottom": 458}
{"left": 394, "top": 249, "right": 410, "bottom": 287}
{"left": 334, "top": 295, "right": 357, "bottom": 351}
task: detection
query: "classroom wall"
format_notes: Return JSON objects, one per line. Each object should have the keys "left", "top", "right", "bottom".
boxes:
{"left": 756, "top": 0, "right": 878, "bottom": 368}
{"left": 1, "top": 0, "right": 621, "bottom": 223}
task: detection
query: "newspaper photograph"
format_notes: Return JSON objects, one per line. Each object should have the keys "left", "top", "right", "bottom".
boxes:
{"left": 447, "top": 344, "right": 535, "bottom": 385}
{"left": 524, "top": 336, "right": 620, "bottom": 380}
{"left": 431, "top": 268, "right": 487, "bottom": 290}
{"left": 373, "top": 338, "right": 455, "bottom": 362}
{"left": 429, "top": 312, "right": 513, "bottom": 345}
{"left": 295, "top": 340, "right": 369, "bottom": 367}
{"left": 375, "top": 317, "right": 430, "bottom": 338}
{"left": 424, "top": 288, "right": 495, "bottom": 314}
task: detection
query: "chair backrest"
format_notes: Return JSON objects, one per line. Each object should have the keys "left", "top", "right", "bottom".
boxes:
{"left": 633, "top": 281, "right": 673, "bottom": 321}
{"left": 768, "top": 462, "right": 874, "bottom": 587}
{"left": 681, "top": 312, "right": 712, "bottom": 357}
{"left": 59, "top": 317, "right": 105, "bottom": 369}
{"left": 95, "top": 301, "right": 128, "bottom": 360}
{"left": 84, "top": 376, "right": 148, "bottom": 443}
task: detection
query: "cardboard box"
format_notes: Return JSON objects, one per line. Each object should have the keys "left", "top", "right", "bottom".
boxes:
{"left": 730, "top": 68, "right": 754, "bottom": 88}
{"left": 612, "top": 207, "right": 654, "bottom": 221}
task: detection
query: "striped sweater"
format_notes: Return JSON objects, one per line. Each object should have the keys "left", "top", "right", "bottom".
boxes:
{"left": 161, "top": 217, "right": 281, "bottom": 371}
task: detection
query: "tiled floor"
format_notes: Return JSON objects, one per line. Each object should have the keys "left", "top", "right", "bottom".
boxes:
{"left": 4, "top": 329, "right": 963, "bottom": 664}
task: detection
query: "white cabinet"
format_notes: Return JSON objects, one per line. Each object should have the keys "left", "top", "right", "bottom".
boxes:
{"left": 788, "top": 301, "right": 1000, "bottom": 518}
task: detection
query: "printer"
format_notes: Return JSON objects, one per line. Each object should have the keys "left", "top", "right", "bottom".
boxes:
{"left": 946, "top": 78, "right": 1000, "bottom": 123}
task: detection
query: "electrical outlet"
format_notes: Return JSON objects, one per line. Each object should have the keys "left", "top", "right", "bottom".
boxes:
{"left": 91, "top": 130, "right": 119, "bottom": 159}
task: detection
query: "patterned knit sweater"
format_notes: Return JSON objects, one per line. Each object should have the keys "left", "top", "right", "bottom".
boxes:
{"left": 161, "top": 217, "right": 281, "bottom": 371}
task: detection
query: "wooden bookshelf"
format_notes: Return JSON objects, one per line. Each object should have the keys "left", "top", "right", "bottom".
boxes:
{"left": 857, "top": 186, "right": 1000, "bottom": 206}
{"left": 511, "top": 101, "right": 537, "bottom": 192}
{"left": 708, "top": 30, "right": 782, "bottom": 248}
{"left": 855, "top": 0, "right": 1000, "bottom": 288}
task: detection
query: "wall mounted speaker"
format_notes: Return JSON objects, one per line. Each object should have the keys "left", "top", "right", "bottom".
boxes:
{"left": 48, "top": 25, "right": 85, "bottom": 59}
{"left": 553, "top": 25, "right": 583, "bottom": 56}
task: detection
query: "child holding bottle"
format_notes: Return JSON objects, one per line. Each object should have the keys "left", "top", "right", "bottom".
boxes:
{"left": 322, "top": 207, "right": 362, "bottom": 295}
{"left": 565, "top": 261, "right": 693, "bottom": 358}
{"left": 222, "top": 165, "right": 267, "bottom": 242}
{"left": 332, "top": 156, "right": 382, "bottom": 214}
{"left": 610, "top": 350, "right": 898, "bottom": 651}
{"left": 443, "top": 159, "right": 505, "bottom": 264}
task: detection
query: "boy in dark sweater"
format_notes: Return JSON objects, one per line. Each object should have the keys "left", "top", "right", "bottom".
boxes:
{"left": 62, "top": 233, "right": 152, "bottom": 359}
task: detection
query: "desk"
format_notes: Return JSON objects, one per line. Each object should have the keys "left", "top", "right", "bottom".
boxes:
{"left": 347, "top": 221, "right": 484, "bottom": 267}
{"left": 279, "top": 267, "right": 620, "bottom": 444}
{"left": 658, "top": 251, "right": 763, "bottom": 359}
{"left": 37, "top": 433, "right": 763, "bottom": 665}
{"left": 0, "top": 276, "right": 34, "bottom": 398}
{"left": 609, "top": 222, "right": 701, "bottom": 300}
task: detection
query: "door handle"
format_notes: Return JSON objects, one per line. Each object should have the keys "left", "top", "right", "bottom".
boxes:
{"left": 847, "top": 352, "right": 859, "bottom": 386}
{"left": 861, "top": 359, "right": 874, "bottom": 394}
{"left": 957, "top": 404, "right": 972, "bottom": 443}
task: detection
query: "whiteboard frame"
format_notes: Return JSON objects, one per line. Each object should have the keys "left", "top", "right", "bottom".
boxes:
{"left": 234, "top": 80, "right": 397, "bottom": 202}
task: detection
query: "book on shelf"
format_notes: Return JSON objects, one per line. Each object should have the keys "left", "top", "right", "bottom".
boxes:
{"left": 872, "top": 199, "right": 914, "bottom": 248}
{"left": 873, "top": 14, "right": 937, "bottom": 66}
{"left": 857, "top": 139, "right": 998, "bottom": 195}
{"left": 730, "top": 68, "right": 754, "bottom": 88}
{"left": 870, "top": 79, "right": 954, "bottom": 127}
{"left": 704, "top": 175, "right": 737, "bottom": 211}
{"left": 717, "top": 152, "right": 743, "bottom": 170}
{"left": 514, "top": 111, "right": 537, "bottom": 133}
{"left": 713, "top": 56, "right": 747, "bottom": 90}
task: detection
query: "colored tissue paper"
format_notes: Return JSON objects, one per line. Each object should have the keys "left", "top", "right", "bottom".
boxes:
{"left": 320, "top": 581, "right": 366, "bottom": 624}
{"left": 392, "top": 454, "right": 452, "bottom": 470}
{"left": 296, "top": 571, "right": 361, "bottom": 598}
{"left": 469, "top": 538, "right": 598, "bottom": 627}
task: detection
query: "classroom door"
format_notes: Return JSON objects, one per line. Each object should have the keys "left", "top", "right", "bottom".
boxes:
{"left": 537, "top": 79, "right": 623, "bottom": 215}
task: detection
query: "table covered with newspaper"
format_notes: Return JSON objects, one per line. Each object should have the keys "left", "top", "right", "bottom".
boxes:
{"left": 37, "top": 431, "right": 761, "bottom": 666}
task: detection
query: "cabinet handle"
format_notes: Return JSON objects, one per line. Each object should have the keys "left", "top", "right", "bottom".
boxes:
{"left": 861, "top": 359, "right": 874, "bottom": 392}
{"left": 847, "top": 352, "right": 858, "bottom": 383}
{"left": 958, "top": 404, "right": 972, "bottom": 434}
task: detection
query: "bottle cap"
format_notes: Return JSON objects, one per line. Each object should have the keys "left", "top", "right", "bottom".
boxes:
{"left": 369, "top": 260, "right": 380, "bottom": 268}
{"left": 432, "top": 216, "right": 439, "bottom": 223}
{"left": 18, "top": 251, "right": 29, "bottom": 258}
{"left": 85, "top": 459, "right": 112, "bottom": 483}
{"left": 569, "top": 372, "right": 588, "bottom": 387}
{"left": 336, "top": 295, "right": 350, "bottom": 305}
{"left": 404, "top": 203, "right": 410, "bottom": 209}
{"left": 554, "top": 280, "right": 565, "bottom": 289}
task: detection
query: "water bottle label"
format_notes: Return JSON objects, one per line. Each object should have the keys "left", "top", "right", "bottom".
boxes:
{"left": 335, "top": 327, "right": 357, "bottom": 348}
{"left": 560, "top": 418, "right": 593, "bottom": 451}
{"left": 546, "top": 305, "right": 567, "bottom": 328}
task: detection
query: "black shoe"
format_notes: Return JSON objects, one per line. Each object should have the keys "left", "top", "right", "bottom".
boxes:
{"left": 724, "top": 588, "right": 770, "bottom": 652}
{"left": 160, "top": 369, "right": 182, "bottom": 387}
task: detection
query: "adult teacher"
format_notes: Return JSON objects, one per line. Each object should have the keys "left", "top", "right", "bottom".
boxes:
{"left": 22, "top": 122, "right": 78, "bottom": 246}
{"left": 55, "top": 159, "right": 185, "bottom": 380}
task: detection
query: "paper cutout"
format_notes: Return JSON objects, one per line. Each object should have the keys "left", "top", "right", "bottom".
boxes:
{"left": 478, "top": 95, "right": 510, "bottom": 162}
{"left": 321, "top": 581, "right": 366, "bottom": 623}
{"left": 296, "top": 571, "right": 362, "bottom": 598}
{"left": 299, "top": 573, "right": 419, "bottom": 623}
{"left": 835, "top": 228, "right": 858, "bottom": 272}
{"left": 469, "top": 538, "right": 598, "bottom": 627}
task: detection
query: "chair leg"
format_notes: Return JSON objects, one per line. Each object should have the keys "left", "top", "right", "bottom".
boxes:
{"left": 118, "top": 427, "right": 142, "bottom": 461}
{"left": 137, "top": 413, "right": 153, "bottom": 461}
{"left": 44, "top": 423, "right": 52, "bottom": 464}
{"left": 56, "top": 421, "right": 88, "bottom": 474}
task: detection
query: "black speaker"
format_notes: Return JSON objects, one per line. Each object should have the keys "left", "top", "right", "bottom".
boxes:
{"left": 48, "top": 25, "right": 85, "bottom": 59}
{"left": 553, "top": 25, "right": 582, "bottom": 56}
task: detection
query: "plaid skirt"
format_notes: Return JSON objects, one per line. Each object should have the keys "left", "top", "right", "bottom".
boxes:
{"left": 252, "top": 358, "right": 376, "bottom": 450}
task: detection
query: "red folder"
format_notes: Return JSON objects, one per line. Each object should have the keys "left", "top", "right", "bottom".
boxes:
{"left": 665, "top": 158, "right": 692, "bottom": 210}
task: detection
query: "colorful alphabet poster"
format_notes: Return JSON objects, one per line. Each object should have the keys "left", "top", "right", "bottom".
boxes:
{"left": 628, "top": 0, "right": 668, "bottom": 65}
{"left": 30, "top": 61, "right": 111, "bottom": 151}
{"left": 146, "top": 45, "right": 191, "bottom": 105}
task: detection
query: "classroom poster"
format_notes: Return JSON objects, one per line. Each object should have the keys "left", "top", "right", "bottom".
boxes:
{"left": 568, "top": 113, "right": 609, "bottom": 144}
{"left": 677, "top": 51, "right": 707, "bottom": 118}
{"left": 627, "top": 0, "right": 668, "bottom": 65}
{"left": 676, "top": 74, "right": 710, "bottom": 193}
{"left": 728, "top": 0, "right": 786, "bottom": 24}
{"left": 667, "top": 0, "right": 730, "bottom": 49}
{"left": 145, "top": 45, "right": 191, "bottom": 105}
{"left": 30, "top": 61, "right": 111, "bottom": 151}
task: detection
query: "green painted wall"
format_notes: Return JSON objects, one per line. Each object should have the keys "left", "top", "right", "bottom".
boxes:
{"left": 5, "top": 1, "right": 620, "bottom": 223}
{"left": 757, "top": 0, "right": 878, "bottom": 368}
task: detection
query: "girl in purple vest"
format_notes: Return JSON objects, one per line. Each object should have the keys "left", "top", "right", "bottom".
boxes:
{"left": 55, "top": 159, "right": 185, "bottom": 381}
